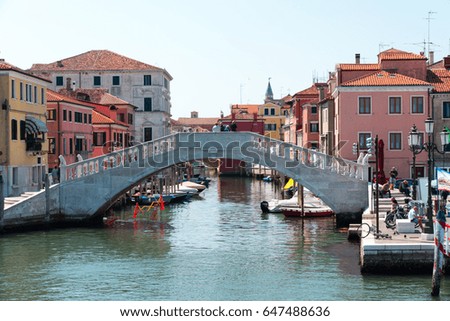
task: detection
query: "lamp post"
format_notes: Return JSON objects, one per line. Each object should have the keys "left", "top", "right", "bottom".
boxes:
{"left": 408, "top": 118, "right": 450, "bottom": 234}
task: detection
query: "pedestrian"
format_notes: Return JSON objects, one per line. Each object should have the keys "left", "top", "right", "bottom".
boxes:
{"left": 219, "top": 121, "right": 225, "bottom": 132}
{"left": 51, "top": 166, "right": 59, "bottom": 184}
{"left": 408, "top": 205, "right": 423, "bottom": 231}
{"left": 229, "top": 120, "right": 237, "bottom": 131}
{"left": 390, "top": 197, "right": 399, "bottom": 212}
{"left": 212, "top": 122, "right": 220, "bottom": 132}
{"left": 380, "top": 182, "right": 391, "bottom": 198}
{"left": 399, "top": 180, "right": 411, "bottom": 197}
{"left": 389, "top": 167, "right": 398, "bottom": 190}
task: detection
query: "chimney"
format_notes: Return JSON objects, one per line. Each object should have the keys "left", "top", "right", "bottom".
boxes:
{"left": 190, "top": 111, "right": 198, "bottom": 118}
{"left": 429, "top": 51, "right": 435, "bottom": 65}
{"left": 0, "top": 58, "right": 4, "bottom": 62}
{"left": 56, "top": 60, "right": 64, "bottom": 67}
{"left": 66, "top": 77, "right": 72, "bottom": 91}
{"left": 355, "top": 53, "right": 361, "bottom": 64}
{"left": 444, "top": 56, "right": 450, "bottom": 70}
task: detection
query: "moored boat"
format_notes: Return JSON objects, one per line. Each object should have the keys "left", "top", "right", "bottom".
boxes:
{"left": 281, "top": 204, "right": 334, "bottom": 218}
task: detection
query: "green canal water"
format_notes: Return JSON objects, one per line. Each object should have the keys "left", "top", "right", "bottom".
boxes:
{"left": 0, "top": 176, "right": 449, "bottom": 301}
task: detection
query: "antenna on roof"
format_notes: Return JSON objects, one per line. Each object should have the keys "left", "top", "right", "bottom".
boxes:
{"left": 426, "top": 11, "right": 437, "bottom": 58}
{"left": 379, "top": 43, "right": 393, "bottom": 52}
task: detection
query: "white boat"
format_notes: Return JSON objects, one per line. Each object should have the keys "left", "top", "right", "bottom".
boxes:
{"left": 260, "top": 191, "right": 299, "bottom": 213}
{"left": 181, "top": 181, "right": 206, "bottom": 193}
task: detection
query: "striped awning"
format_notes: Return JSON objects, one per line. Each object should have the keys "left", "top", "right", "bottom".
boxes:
{"left": 25, "top": 115, "right": 48, "bottom": 135}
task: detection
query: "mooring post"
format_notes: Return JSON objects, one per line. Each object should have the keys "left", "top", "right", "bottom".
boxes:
{"left": 431, "top": 205, "right": 446, "bottom": 296}
{"left": 0, "top": 173, "right": 4, "bottom": 226}
{"left": 45, "top": 173, "right": 50, "bottom": 224}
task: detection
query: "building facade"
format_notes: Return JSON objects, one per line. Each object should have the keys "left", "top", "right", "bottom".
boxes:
{"left": 0, "top": 60, "right": 50, "bottom": 196}
{"left": 29, "top": 50, "right": 172, "bottom": 144}
{"left": 46, "top": 90, "right": 95, "bottom": 166}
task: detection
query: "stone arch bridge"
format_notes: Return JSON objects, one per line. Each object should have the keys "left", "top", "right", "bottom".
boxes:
{"left": 1, "top": 132, "right": 369, "bottom": 228}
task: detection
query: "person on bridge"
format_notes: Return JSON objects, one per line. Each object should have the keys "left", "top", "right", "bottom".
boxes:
{"left": 212, "top": 123, "right": 220, "bottom": 132}
{"left": 230, "top": 120, "right": 237, "bottom": 131}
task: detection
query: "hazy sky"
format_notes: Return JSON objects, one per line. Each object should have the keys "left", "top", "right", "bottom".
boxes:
{"left": 1, "top": 0, "right": 450, "bottom": 119}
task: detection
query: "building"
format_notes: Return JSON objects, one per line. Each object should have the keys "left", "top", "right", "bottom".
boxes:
{"left": 174, "top": 111, "right": 219, "bottom": 132}
{"left": 29, "top": 50, "right": 172, "bottom": 144}
{"left": 428, "top": 56, "right": 450, "bottom": 171}
{"left": 0, "top": 60, "right": 50, "bottom": 196}
{"left": 91, "top": 110, "right": 129, "bottom": 158}
{"left": 331, "top": 49, "right": 432, "bottom": 179}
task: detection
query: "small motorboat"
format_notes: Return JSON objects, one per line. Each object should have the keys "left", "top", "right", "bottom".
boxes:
{"left": 281, "top": 202, "right": 334, "bottom": 218}
{"left": 260, "top": 191, "right": 299, "bottom": 213}
{"left": 181, "top": 181, "right": 206, "bottom": 193}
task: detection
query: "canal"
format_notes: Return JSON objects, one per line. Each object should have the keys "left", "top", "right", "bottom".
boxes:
{"left": 0, "top": 175, "right": 448, "bottom": 300}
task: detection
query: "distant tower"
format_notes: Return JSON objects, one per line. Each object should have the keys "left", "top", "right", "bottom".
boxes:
{"left": 265, "top": 77, "right": 273, "bottom": 102}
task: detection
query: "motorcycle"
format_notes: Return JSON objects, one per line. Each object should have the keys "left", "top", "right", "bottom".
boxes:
{"left": 385, "top": 201, "right": 411, "bottom": 229}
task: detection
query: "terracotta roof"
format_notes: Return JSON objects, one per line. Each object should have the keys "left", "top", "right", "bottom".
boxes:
{"left": 341, "top": 70, "right": 431, "bottom": 87}
{"left": 92, "top": 110, "right": 115, "bottom": 124}
{"left": 337, "top": 63, "right": 380, "bottom": 71}
{"left": 428, "top": 69, "right": 450, "bottom": 93}
{"left": 176, "top": 117, "right": 218, "bottom": 126}
{"left": 47, "top": 89, "right": 96, "bottom": 108}
{"left": 230, "top": 104, "right": 259, "bottom": 114}
{"left": 30, "top": 50, "right": 170, "bottom": 76}
{"left": 294, "top": 85, "right": 319, "bottom": 97}
{"left": 0, "top": 61, "right": 51, "bottom": 82}
{"left": 98, "top": 93, "right": 130, "bottom": 105}
{"left": 378, "top": 48, "right": 427, "bottom": 61}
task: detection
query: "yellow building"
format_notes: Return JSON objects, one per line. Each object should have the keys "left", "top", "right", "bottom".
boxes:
{"left": 258, "top": 102, "right": 284, "bottom": 140}
{"left": 0, "top": 60, "right": 50, "bottom": 196}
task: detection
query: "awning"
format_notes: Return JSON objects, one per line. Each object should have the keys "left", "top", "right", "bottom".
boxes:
{"left": 25, "top": 115, "right": 48, "bottom": 135}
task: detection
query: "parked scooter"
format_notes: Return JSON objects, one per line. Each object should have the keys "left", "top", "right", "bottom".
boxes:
{"left": 385, "top": 198, "right": 412, "bottom": 229}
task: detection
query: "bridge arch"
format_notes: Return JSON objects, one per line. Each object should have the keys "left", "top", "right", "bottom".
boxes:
{"left": 54, "top": 132, "right": 369, "bottom": 220}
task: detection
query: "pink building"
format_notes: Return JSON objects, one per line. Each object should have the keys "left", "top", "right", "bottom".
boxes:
{"left": 333, "top": 49, "right": 432, "bottom": 179}
{"left": 46, "top": 90, "right": 95, "bottom": 166}
{"left": 91, "top": 110, "right": 129, "bottom": 158}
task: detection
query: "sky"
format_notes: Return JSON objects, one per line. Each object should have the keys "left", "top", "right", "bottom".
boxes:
{"left": 1, "top": 0, "right": 450, "bottom": 119}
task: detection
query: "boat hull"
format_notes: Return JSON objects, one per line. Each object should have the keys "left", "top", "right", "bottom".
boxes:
{"left": 281, "top": 207, "right": 334, "bottom": 218}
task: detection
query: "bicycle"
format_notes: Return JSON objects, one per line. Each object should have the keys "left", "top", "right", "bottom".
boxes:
{"left": 357, "top": 222, "right": 392, "bottom": 239}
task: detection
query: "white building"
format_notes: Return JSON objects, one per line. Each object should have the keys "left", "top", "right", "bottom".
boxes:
{"left": 29, "top": 50, "right": 172, "bottom": 143}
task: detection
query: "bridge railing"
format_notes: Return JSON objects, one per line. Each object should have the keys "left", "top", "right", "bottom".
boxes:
{"left": 246, "top": 134, "right": 367, "bottom": 181}
{"left": 59, "top": 134, "right": 177, "bottom": 182}
{"left": 58, "top": 132, "right": 367, "bottom": 183}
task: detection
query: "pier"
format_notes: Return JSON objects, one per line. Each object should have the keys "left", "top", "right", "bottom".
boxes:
{"left": 355, "top": 189, "right": 449, "bottom": 274}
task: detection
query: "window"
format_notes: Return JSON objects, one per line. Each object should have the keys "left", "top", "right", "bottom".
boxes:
{"left": 41, "top": 88, "right": 45, "bottom": 105}
{"left": 443, "top": 102, "right": 450, "bottom": 119}
{"left": 56, "top": 76, "right": 64, "bottom": 86}
{"left": 311, "top": 106, "right": 317, "bottom": 114}
{"left": 128, "top": 114, "right": 133, "bottom": 125}
{"left": 11, "top": 119, "right": 17, "bottom": 140}
{"left": 144, "top": 75, "right": 152, "bottom": 86}
{"left": 389, "top": 133, "right": 402, "bottom": 150}
{"left": 264, "top": 108, "right": 269, "bottom": 115}
{"left": 11, "top": 79, "right": 15, "bottom": 99}
{"left": 69, "top": 138, "right": 73, "bottom": 154}
{"left": 164, "top": 77, "right": 169, "bottom": 89}
{"left": 88, "top": 114, "right": 92, "bottom": 124}
{"left": 48, "top": 109, "right": 57, "bottom": 121}
{"left": 412, "top": 96, "right": 424, "bottom": 114}
{"left": 117, "top": 113, "right": 125, "bottom": 122}
{"left": 270, "top": 108, "right": 275, "bottom": 116}
{"left": 389, "top": 97, "right": 401, "bottom": 114}
{"left": 69, "top": 111, "right": 72, "bottom": 122}
{"left": 264, "top": 123, "right": 277, "bottom": 131}
{"left": 12, "top": 167, "right": 18, "bottom": 186}
{"left": 310, "top": 122, "right": 319, "bottom": 132}
{"left": 74, "top": 112, "right": 83, "bottom": 123}
{"left": 63, "top": 138, "right": 66, "bottom": 155}
{"left": 112, "top": 76, "right": 120, "bottom": 86}
{"left": 144, "top": 97, "right": 152, "bottom": 111}
{"left": 84, "top": 113, "right": 87, "bottom": 124}
{"left": 93, "top": 76, "right": 101, "bottom": 86}
{"left": 358, "top": 97, "right": 371, "bottom": 114}
{"left": 20, "top": 120, "right": 26, "bottom": 140}
{"left": 75, "top": 138, "right": 83, "bottom": 152}
{"left": 34, "top": 86, "right": 37, "bottom": 103}
{"left": 93, "top": 132, "right": 106, "bottom": 146}
{"left": 48, "top": 138, "right": 56, "bottom": 154}
{"left": 358, "top": 132, "right": 371, "bottom": 149}
{"left": 20, "top": 82, "right": 23, "bottom": 100}
{"left": 63, "top": 109, "right": 67, "bottom": 121}
{"left": 144, "top": 127, "right": 152, "bottom": 142}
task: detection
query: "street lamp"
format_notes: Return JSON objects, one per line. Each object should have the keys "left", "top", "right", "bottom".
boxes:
{"left": 408, "top": 118, "right": 450, "bottom": 234}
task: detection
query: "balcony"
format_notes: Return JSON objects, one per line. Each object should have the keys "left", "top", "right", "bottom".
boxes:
{"left": 26, "top": 139, "right": 43, "bottom": 152}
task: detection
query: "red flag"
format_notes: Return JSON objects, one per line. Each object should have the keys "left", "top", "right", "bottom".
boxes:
{"left": 159, "top": 194, "right": 165, "bottom": 210}
{"left": 133, "top": 202, "right": 140, "bottom": 218}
